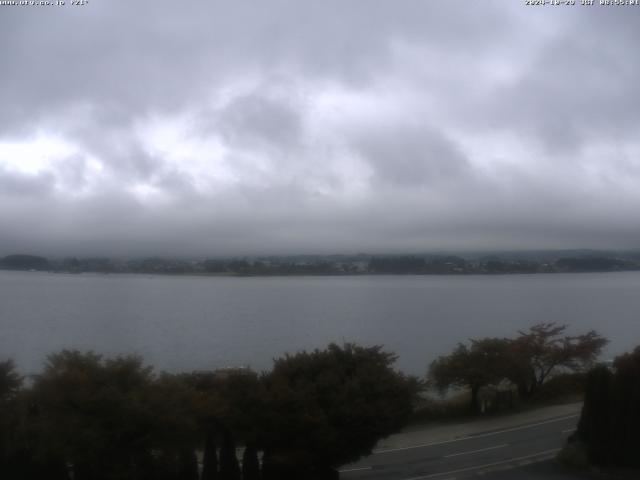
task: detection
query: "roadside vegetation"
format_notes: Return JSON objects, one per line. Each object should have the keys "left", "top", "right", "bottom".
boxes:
{"left": 0, "top": 344, "right": 419, "bottom": 480}
{"left": 0, "top": 323, "right": 617, "bottom": 478}
{"left": 422, "top": 323, "right": 606, "bottom": 419}
{"left": 560, "top": 345, "right": 640, "bottom": 472}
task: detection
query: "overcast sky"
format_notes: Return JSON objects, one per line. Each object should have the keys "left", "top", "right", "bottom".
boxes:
{"left": 1, "top": 1, "right": 639, "bottom": 257}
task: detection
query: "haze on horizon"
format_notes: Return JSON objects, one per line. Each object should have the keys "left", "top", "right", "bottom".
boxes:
{"left": 1, "top": 1, "right": 639, "bottom": 258}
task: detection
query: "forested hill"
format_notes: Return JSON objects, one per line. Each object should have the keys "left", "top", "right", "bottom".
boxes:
{"left": 2, "top": 251, "right": 640, "bottom": 276}
{"left": 0, "top": 254, "right": 50, "bottom": 271}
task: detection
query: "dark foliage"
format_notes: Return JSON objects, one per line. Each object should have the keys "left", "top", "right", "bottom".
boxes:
{"left": 573, "top": 347, "right": 640, "bottom": 467}
{"left": 430, "top": 338, "right": 509, "bottom": 413}
{"left": 177, "top": 449, "right": 199, "bottom": 480}
{"left": 260, "top": 343, "right": 419, "bottom": 473}
{"left": 528, "top": 372, "right": 586, "bottom": 404}
{"left": 219, "top": 430, "right": 241, "bottom": 480}
{"left": 242, "top": 444, "right": 260, "bottom": 480}
{"left": 201, "top": 432, "right": 219, "bottom": 480}
{"left": 0, "top": 343, "right": 416, "bottom": 479}
{"left": 575, "top": 365, "right": 613, "bottom": 465}
{"left": 506, "top": 323, "right": 607, "bottom": 398}
{"left": 0, "top": 359, "right": 22, "bottom": 399}
{"left": 429, "top": 323, "right": 607, "bottom": 413}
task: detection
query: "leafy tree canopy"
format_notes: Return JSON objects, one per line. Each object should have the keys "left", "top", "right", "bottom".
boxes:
{"left": 30, "top": 351, "right": 164, "bottom": 479}
{"left": 261, "top": 343, "right": 420, "bottom": 471}
{"left": 574, "top": 346, "right": 640, "bottom": 468}
{"left": 0, "top": 359, "right": 22, "bottom": 401}
{"left": 429, "top": 338, "right": 510, "bottom": 412}
{"left": 507, "top": 323, "right": 607, "bottom": 397}
{"left": 429, "top": 323, "right": 607, "bottom": 410}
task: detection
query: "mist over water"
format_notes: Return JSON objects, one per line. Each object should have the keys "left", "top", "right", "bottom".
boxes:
{"left": 2, "top": 270, "right": 638, "bottom": 376}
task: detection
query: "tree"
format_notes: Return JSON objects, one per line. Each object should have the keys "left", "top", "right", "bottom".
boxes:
{"left": 0, "top": 360, "right": 21, "bottom": 401}
{"left": 572, "top": 346, "right": 640, "bottom": 468}
{"left": 242, "top": 444, "right": 260, "bottom": 480}
{"left": 608, "top": 346, "right": 640, "bottom": 466}
{"left": 177, "top": 449, "right": 199, "bottom": 480}
{"left": 201, "top": 431, "right": 219, "bottom": 480}
{"left": 28, "top": 350, "right": 202, "bottom": 480}
{"left": 575, "top": 364, "right": 613, "bottom": 465}
{"left": 260, "top": 343, "right": 419, "bottom": 478}
{"left": 146, "top": 373, "right": 200, "bottom": 453}
{"left": 506, "top": 323, "right": 607, "bottom": 398}
{"left": 186, "top": 368, "right": 265, "bottom": 479}
{"left": 30, "top": 351, "right": 158, "bottom": 480}
{"left": 430, "top": 324, "right": 608, "bottom": 409}
{"left": 219, "top": 430, "right": 241, "bottom": 480}
{"left": 429, "top": 338, "right": 510, "bottom": 413}
{"left": 0, "top": 360, "right": 23, "bottom": 478}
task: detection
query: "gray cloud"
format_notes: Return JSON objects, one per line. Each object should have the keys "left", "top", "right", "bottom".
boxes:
{"left": 351, "top": 124, "right": 470, "bottom": 187}
{"left": 1, "top": 1, "right": 640, "bottom": 256}
{"left": 218, "top": 90, "right": 304, "bottom": 152}
{"left": 0, "top": 166, "right": 53, "bottom": 197}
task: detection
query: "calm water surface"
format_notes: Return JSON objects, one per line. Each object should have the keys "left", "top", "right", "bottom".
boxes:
{"left": 1, "top": 270, "right": 639, "bottom": 375}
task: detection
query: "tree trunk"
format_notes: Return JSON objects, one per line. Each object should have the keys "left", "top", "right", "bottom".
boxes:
{"left": 219, "top": 430, "right": 241, "bottom": 480}
{"left": 528, "top": 376, "right": 539, "bottom": 398}
{"left": 515, "top": 376, "right": 536, "bottom": 399}
{"left": 242, "top": 444, "right": 260, "bottom": 480}
{"left": 516, "top": 381, "right": 528, "bottom": 399}
{"left": 470, "top": 385, "right": 480, "bottom": 414}
{"left": 201, "top": 431, "right": 218, "bottom": 480}
{"left": 154, "top": 451, "right": 179, "bottom": 480}
{"left": 177, "top": 449, "right": 199, "bottom": 480}
{"left": 577, "top": 365, "right": 612, "bottom": 466}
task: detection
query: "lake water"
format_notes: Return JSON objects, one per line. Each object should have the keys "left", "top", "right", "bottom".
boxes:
{"left": 1, "top": 270, "right": 639, "bottom": 376}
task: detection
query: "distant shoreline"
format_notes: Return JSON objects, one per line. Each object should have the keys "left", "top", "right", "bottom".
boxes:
{"left": 2, "top": 252, "right": 640, "bottom": 277}
{"left": 2, "top": 268, "right": 640, "bottom": 278}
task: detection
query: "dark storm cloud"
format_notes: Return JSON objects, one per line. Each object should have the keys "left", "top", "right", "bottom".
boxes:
{"left": 1, "top": 0, "right": 639, "bottom": 256}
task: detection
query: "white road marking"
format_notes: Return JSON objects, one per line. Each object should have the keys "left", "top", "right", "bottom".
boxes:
{"left": 443, "top": 443, "right": 508, "bottom": 458}
{"left": 562, "top": 428, "right": 576, "bottom": 433}
{"left": 375, "top": 414, "right": 579, "bottom": 454}
{"left": 401, "top": 448, "right": 561, "bottom": 480}
{"left": 338, "top": 466, "right": 372, "bottom": 473}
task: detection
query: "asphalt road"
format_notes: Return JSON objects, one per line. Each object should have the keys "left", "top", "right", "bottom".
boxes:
{"left": 339, "top": 414, "right": 579, "bottom": 480}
